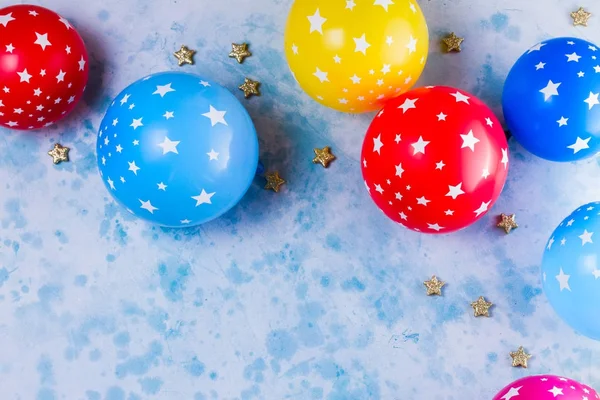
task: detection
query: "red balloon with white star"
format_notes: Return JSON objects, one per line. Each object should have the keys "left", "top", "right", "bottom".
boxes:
{"left": 493, "top": 374, "right": 598, "bottom": 400}
{"left": 0, "top": 4, "right": 88, "bottom": 130}
{"left": 361, "top": 86, "right": 509, "bottom": 234}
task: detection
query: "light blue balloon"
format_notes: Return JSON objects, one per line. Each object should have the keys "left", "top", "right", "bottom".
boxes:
{"left": 96, "top": 71, "right": 259, "bottom": 227}
{"left": 503, "top": 37, "right": 600, "bottom": 162}
{"left": 542, "top": 201, "right": 600, "bottom": 340}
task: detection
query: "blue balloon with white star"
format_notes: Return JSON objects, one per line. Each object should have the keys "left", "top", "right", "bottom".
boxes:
{"left": 96, "top": 71, "right": 259, "bottom": 227}
{"left": 503, "top": 37, "right": 600, "bottom": 162}
{"left": 542, "top": 201, "right": 600, "bottom": 340}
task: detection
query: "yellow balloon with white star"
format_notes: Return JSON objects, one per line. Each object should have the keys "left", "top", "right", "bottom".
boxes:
{"left": 284, "top": 0, "right": 429, "bottom": 113}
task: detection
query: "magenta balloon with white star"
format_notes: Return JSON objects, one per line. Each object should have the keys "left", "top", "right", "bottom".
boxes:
{"left": 493, "top": 375, "right": 598, "bottom": 400}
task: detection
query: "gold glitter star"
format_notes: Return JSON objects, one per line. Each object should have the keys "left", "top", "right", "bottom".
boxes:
{"left": 239, "top": 78, "right": 260, "bottom": 99}
{"left": 571, "top": 7, "right": 591, "bottom": 26}
{"left": 229, "top": 43, "right": 252, "bottom": 63}
{"left": 312, "top": 146, "right": 336, "bottom": 168}
{"left": 497, "top": 213, "right": 518, "bottom": 234}
{"left": 173, "top": 45, "right": 195, "bottom": 66}
{"left": 510, "top": 346, "right": 532, "bottom": 368}
{"left": 471, "top": 296, "right": 492, "bottom": 317}
{"left": 264, "top": 171, "right": 285, "bottom": 192}
{"left": 423, "top": 275, "right": 445, "bottom": 296}
{"left": 47, "top": 143, "right": 69, "bottom": 164}
{"left": 443, "top": 32, "right": 464, "bottom": 52}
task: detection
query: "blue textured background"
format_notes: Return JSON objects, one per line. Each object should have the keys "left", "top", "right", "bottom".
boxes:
{"left": 1, "top": 1, "right": 600, "bottom": 399}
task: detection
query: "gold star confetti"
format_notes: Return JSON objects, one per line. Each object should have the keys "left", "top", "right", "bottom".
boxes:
{"left": 239, "top": 78, "right": 260, "bottom": 98}
{"left": 264, "top": 171, "right": 285, "bottom": 192}
{"left": 423, "top": 275, "right": 445, "bottom": 296}
{"left": 571, "top": 7, "right": 591, "bottom": 26}
{"left": 173, "top": 45, "right": 195, "bottom": 66}
{"left": 312, "top": 146, "right": 336, "bottom": 168}
{"left": 471, "top": 296, "right": 492, "bottom": 317}
{"left": 510, "top": 346, "right": 532, "bottom": 368}
{"left": 229, "top": 43, "right": 252, "bottom": 63}
{"left": 442, "top": 32, "right": 464, "bottom": 52}
{"left": 497, "top": 213, "right": 518, "bottom": 234}
{"left": 47, "top": 143, "right": 69, "bottom": 164}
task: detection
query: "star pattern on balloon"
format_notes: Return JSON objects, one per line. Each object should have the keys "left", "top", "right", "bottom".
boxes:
{"left": 0, "top": 5, "right": 88, "bottom": 130}
{"left": 494, "top": 375, "right": 599, "bottom": 400}
{"left": 285, "top": 1, "right": 427, "bottom": 112}
{"left": 509, "top": 346, "right": 532, "bottom": 368}
{"left": 173, "top": 45, "right": 195, "bottom": 66}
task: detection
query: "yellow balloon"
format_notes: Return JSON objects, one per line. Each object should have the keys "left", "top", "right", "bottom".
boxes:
{"left": 284, "top": 0, "right": 429, "bottom": 113}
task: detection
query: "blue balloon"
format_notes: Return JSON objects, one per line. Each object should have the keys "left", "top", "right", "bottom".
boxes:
{"left": 503, "top": 37, "right": 600, "bottom": 162}
{"left": 96, "top": 71, "right": 259, "bottom": 227}
{"left": 542, "top": 201, "right": 600, "bottom": 340}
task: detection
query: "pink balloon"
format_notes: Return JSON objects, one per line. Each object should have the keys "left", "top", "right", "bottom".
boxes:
{"left": 493, "top": 375, "right": 598, "bottom": 400}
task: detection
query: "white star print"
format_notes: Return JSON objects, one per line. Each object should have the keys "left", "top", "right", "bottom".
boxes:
{"left": 485, "top": 117, "right": 493, "bottom": 127}
{"left": 501, "top": 148, "right": 508, "bottom": 168}
{"left": 139, "top": 199, "right": 158, "bottom": 214}
{"left": 460, "top": 130, "right": 480, "bottom": 151}
{"left": 584, "top": 92, "right": 599, "bottom": 109}
{"left": 202, "top": 105, "right": 228, "bottom": 126}
{"left": 386, "top": 36, "right": 393, "bottom": 46}
{"left": 180, "top": 219, "right": 191, "bottom": 224}
{"left": 132, "top": 140, "right": 139, "bottom": 146}
{"left": 446, "top": 183, "right": 465, "bottom": 199}
{"left": 199, "top": 80, "right": 211, "bottom": 87}
{"left": 55, "top": 70, "right": 66, "bottom": 83}
{"left": 107, "top": 178, "right": 115, "bottom": 190}
{"left": 593, "top": 269, "right": 600, "bottom": 279}
{"left": 560, "top": 238, "right": 566, "bottom": 246}
{"left": 34, "top": 32, "right": 52, "bottom": 50}
{"left": 394, "top": 134, "right": 401, "bottom": 143}
{"left": 6, "top": 121, "right": 18, "bottom": 127}
{"left": 374, "top": 0, "right": 394, "bottom": 10}
{"left": 375, "top": 184, "right": 384, "bottom": 194}
{"left": 0, "top": 13, "right": 15, "bottom": 27}
{"left": 120, "top": 94, "right": 130, "bottom": 105}
{"left": 346, "top": 0, "right": 356, "bottom": 9}
{"left": 58, "top": 16, "right": 72, "bottom": 29}
{"left": 192, "top": 189, "right": 215, "bottom": 206}
{"left": 527, "top": 42, "right": 545, "bottom": 53}
{"left": 411, "top": 136, "right": 429, "bottom": 155}
{"left": 157, "top": 182, "right": 167, "bottom": 191}
{"left": 78, "top": 56, "right": 86, "bottom": 71}
{"left": 578, "top": 71, "right": 585, "bottom": 78}
{"left": 579, "top": 229, "right": 594, "bottom": 245}
{"left": 153, "top": 83, "right": 175, "bottom": 97}
{"left": 409, "top": 2, "right": 416, "bottom": 12}
{"left": 207, "top": 149, "right": 219, "bottom": 160}
{"left": 130, "top": 118, "right": 143, "bottom": 130}
{"left": 540, "top": 80, "right": 561, "bottom": 101}
{"left": 398, "top": 98, "right": 417, "bottom": 113}
{"left": 416, "top": 196, "right": 430, "bottom": 206}
{"left": 436, "top": 161, "right": 445, "bottom": 170}
{"left": 427, "top": 223, "right": 443, "bottom": 231}
{"left": 40, "top": 69, "right": 46, "bottom": 77}
{"left": 307, "top": 9, "right": 326, "bottom": 34}
{"left": 555, "top": 268, "right": 571, "bottom": 292}
{"left": 437, "top": 112, "right": 447, "bottom": 121}
{"left": 567, "top": 137, "right": 590, "bottom": 154}
{"left": 163, "top": 111, "right": 174, "bottom": 119}
{"left": 381, "top": 64, "right": 391, "bottom": 74}
{"left": 333, "top": 54, "right": 341, "bottom": 64}
{"left": 128, "top": 161, "right": 140, "bottom": 175}
{"left": 373, "top": 134, "right": 384, "bottom": 154}
{"left": 350, "top": 74, "right": 361, "bottom": 84}
{"left": 557, "top": 116, "right": 568, "bottom": 126}
{"left": 5, "top": 43, "right": 14, "bottom": 53}
{"left": 474, "top": 201, "right": 490, "bottom": 217}
{"left": 444, "top": 209, "right": 454, "bottom": 216}
{"left": 450, "top": 91, "right": 470, "bottom": 104}
{"left": 17, "top": 69, "right": 32, "bottom": 83}
{"left": 65, "top": 45, "right": 71, "bottom": 54}
{"left": 291, "top": 44, "right": 298, "bottom": 55}
{"left": 567, "top": 219, "right": 575, "bottom": 226}
{"left": 535, "top": 62, "right": 545, "bottom": 70}
{"left": 566, "top": 52, "right": 581, "bottom": 62}
{"left": 501, "top": 386, "right": 522, "bottom": 400}
{"left": 313, "top": 67, "right": 329, "bottom": 82}
{"left": 547, "top": 237, "right": 555, "bottom": 250}
{"left": 157, "top": 136, "right": 180, "bottom": 155}
{"left": 353, "top": 34, "right": 371, "bottom": 55}
{"left": 405, "top": 35, "right": 417, "bottom": 54}
{"left": 395, "top": 163, "right": 404, "bottom": 178}
{"left": 594, "top": 65, "right": 600, "bottom": 73}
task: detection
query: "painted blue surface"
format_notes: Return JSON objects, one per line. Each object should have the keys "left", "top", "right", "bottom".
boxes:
{"left": 0, "top": 0, "right": 600, "bottom": 399}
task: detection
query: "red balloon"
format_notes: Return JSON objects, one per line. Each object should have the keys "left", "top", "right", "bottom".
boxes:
{"left": 0, "top": 4, "right": 89, "bottom": 130}
{"left": 361, "top": 86, "right": 509, "bottom": 234}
